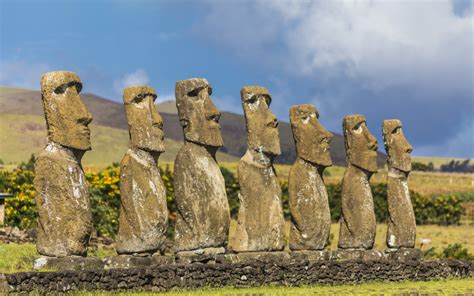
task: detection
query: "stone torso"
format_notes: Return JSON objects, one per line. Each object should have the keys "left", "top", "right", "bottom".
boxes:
{"left": 173, "top": 142, "right": 230, "bottom": 251}
{"left": 386, "top": 169, "right": 416, "bottom": 248}
{"left": 34, "top": 142, "right": 92, "bottom": 257}
{"left": 116, "top": 148, "right": 168, "bottom": 254}
{"left": 232, "top": 153, "right": 285, "bottom": 252}
{"left": 338, "top": 165, "right": 376, "bottom": 249}
{"left": 289, "top": 158, "right": 331, "bottom": 250}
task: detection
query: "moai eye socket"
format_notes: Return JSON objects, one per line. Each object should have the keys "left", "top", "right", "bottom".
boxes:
{"left": 54, "top": 84, "right": 68, "bottom": 95}
{"left": 246, "top": 95, "right": 258, "bottom": 104}
{"left": 392, "top": 127, "right": 401, "bottom": 134}
{"left": 133, "top": 93, "right": 145, "bottom": 104}
{"left": 188, "top": 86, "right": 207, "bottom": 98}
{"left": 263, "top": 95, "right": 271, "bottom": 106}
{"left": 353, "top": 123, "right": 364, "bottom": 134}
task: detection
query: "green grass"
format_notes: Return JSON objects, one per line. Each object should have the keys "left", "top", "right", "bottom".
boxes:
{"left": 0, "top": 243, "right": 37, "bottom": 273}
{"left": 65, "top": 278, "right": 474, "bottom": 295}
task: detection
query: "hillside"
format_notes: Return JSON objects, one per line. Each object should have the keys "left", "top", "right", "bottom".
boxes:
{"left": 0, "top": 86, "right": 386, "bottom": 166}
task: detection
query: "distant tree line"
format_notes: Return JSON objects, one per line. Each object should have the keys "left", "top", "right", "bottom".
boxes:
{"left": 440, "top": 159, "right": 474, "bottom": 173}
{"left": 412, "top": 159, "right": 473, "bottom": 173}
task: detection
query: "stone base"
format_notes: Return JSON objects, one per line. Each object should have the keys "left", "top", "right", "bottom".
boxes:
{"left": 385, "top": 248, "right": 423, "bottom": 261}
{"left": 104, "top": 254, "right": 174, "bottom": 269}
{"left": 226, "top": 251, "right": 291, "bottom": 263}
{"left": 175, "top": 247, "right": 226, "bottom": 264}
{"left": 290, "top": 250, "right": 332, "bottom": 261}
{"left": 33, "top": 256, "right": 104, "bottom": 271}
{"left": 333, "top": 249, "right": 386, "bottom": 261}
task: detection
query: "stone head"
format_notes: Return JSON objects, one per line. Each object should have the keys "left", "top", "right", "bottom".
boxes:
{"left": 123, "top": 86, "right": 165, "bottom": 153}
{"left": 241, "top": 86, "right": 280, "bottom": 156}
{"left": 343, "top": 114, "right": 378, "bottom": 173}
{"left": 383, "top": 119, "right": 413, "bottom": 173}
{"left": 40, "top": 71, "right": 93, "bottom": 151}
{"left": 175, "top": 78, "right": 223, "bottom": 147}
{"left": 290, "top": 104, "right": 333, "bottom": 167}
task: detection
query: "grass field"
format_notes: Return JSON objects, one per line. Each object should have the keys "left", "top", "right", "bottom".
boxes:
{"left": 74, "top": 278, "right": 474, "bottom": 295}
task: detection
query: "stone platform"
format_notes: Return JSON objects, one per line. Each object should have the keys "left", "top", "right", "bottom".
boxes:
{"left": 33, "top": 256, "right": 104, "bottom": 271}
{"left": 31, "top": 249, "right": 426, "bottom": 271}
{"left": 3, "top": 259, "right": 472, "bottom": 293}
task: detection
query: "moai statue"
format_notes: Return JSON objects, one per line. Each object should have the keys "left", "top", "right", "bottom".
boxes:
{"left": 383, "top": 119, "right": 416, "bottom": 249}
{"left": 34, "top": 71, "right": 93, "bottom": 257}
{"left": 338, "top": 115, "right": 378, "bottom": 250}
{"left": 115, "top": 86, "right": 168, "bottom": 255}
{"left": 231, "top": 86, "right": 285, "bottom": 252}
{"left": 173, "top": 78, "right": 230, "bottom": 254}
{"left": 288, "top": 105, "right": 334, "bottom": 251}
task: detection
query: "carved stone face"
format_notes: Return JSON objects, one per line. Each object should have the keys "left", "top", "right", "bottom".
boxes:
{"left": 123, "top": 86, "right": 165, "bottom": 153}
{"left": 40, "top": 71, "right": 93, "bottom": 151}
{"left": 383, "top": 119, "right": 413, "bottom": 173}
{"left": 343, "top": 115, "right": 378, "bottom": 173}
{"left": 290, "top": 104, "right": 334, "bottom": 167}
{"left": 241, "top": 86, "right": 281, "bottom": 156}
{"left": 175, "top": 78, "right": 223, "bottom": 147}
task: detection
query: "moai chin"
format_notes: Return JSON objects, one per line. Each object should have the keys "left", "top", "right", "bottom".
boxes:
{"left": 231, "top": 86, "right": 285, "bottom": 252}
{"left": 173, "top": 78, "right": 230, "bottom": 254}
{"left": 383, "top": 119, "right": 416, "bottom": 249}
{"left": 115, "top": 86, "right": 169, "bottom": 255}
{"left": 34, "top": 71, "right": 93, "bottom": 257}
{"left": 288, "top": 105, "right": 334, "bottom": 251}
{"left": 338, "top": 114, "right": 378, "bottom": 250}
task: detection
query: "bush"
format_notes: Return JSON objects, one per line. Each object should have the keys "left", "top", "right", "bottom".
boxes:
{"left": 413, "top": 193, "right": 465, "bottom": 225}
{"left": 160, "top": 165, "right": 175, "bottom": 238}
{"left": 412, "top": 162, "right": 434, "bottom": 172}
{"left": 441, "top": 243, "right": 474, "bottom": 260}
{"left": 86, "top": 164, "right": 120, "bottom": 238}
{"left": 1, "top": 155, "right": 37, "bottom": 229}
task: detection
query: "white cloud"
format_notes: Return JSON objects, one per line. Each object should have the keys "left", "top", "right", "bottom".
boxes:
{"left": 198, "top": 0, "right": 474, "bottom": 157}
{"left": 201, "top": 0, "right": 473, "bottom": 97}
{"left": 113, "top": 69, "right": 150, "bottom": 94}
{"left": 0, "top": 60, "right": 51, "bottom": 90}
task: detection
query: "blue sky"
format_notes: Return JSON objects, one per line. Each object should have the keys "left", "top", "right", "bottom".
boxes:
{"left": 1, "top": 0, "right": 473, "bottom": 158}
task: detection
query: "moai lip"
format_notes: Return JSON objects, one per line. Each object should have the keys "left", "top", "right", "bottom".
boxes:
{"left": 288, "top": 104, "right": 333, "bottom": 251}
{"left": 231, "top": 86, "right": 285, "bottom": 252}
{"left": 338, "top": 114, "right": 378, "bottom": 250}
{"left": 383, "top": 119, "right": 416, "bottom": 249}
{"left": 34, "top": 71, "right": 93, "bottom": 257}
{"left": 173, "top": 78, "right": 230, "bottom": 253}
{"left": 115, "top": 86, "right": 169, "bottom": 255}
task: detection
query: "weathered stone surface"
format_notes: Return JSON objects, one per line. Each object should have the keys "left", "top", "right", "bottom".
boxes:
{"left": 104, "top": 254, "right": 174, "bottom": 269}
{"left": 333, "top": 249, "right": 386, "bottom": 261}
{"left": 386, "top": 248, "right": 423, "bottom": 261}
{"left": 33, "top": 256, "right": 104, "bottom": 271}
{"left": 338, "top": 115, "right": 378, "bottom": 250}
{"left": 35, "top": 71, "right": 93, "bottom": 257}
{"left": 6, "top": 260, "right": 472, "bottom": 293}
{"left": 290, "top": 250, "right": 332, "bottom": 261}
{"left": 116, "top": 86, "right": 168, "bottom": 255}
{"left": 383, "top": 119, "right": 416, "bottom": 249}
{"left": 173, "top": 78, "right": 230, "bottom": 252}
{"left": 175, "top": 248, "right": 226, "bottom": 265}
{"left": 288, "top": 105, "right": 333, "bottom": 251}
{"left": 232, "top": 86, "right": 285, "bottom": 252}
{"left": 226, "top": 251, "right": 290, "bottom": 263}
